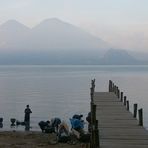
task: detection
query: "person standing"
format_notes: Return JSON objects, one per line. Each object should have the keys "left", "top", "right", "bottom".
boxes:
{"left": 24, "top": 105, "right": 32, "bottom": 123}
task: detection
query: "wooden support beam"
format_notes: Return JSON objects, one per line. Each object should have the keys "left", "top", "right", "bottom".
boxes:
{"left": 124, "top": 96, "right": 127, "bottom": 106}
{"left": 138, "top": 108, "right": 143, "bottom": 126}
{"left": 133, "top": 103, "right": 138, "bottom": 118}
{"left": 127, "top": 100, "right": 129, "bottom": 111}
{"left": 121, "top": 92, "right": 123, "bottom": 102}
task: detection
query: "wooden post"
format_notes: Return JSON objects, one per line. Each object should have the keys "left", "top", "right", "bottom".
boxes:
{"left": 90, "top": 101, "right": 93, "bottom": 148}
{"left": 115, "top": 86, "right": 118, "bottom": 95}
{"left": 117, "top": 87, "right": 119, "bottom": 96}
{"left": 109, "top": 80, "right": 111, "bottom": 92}
{"left": 114, "top": 85, "right": 116, "bottom": 94}
{"left": 116, "top": 86, "right": 118, "bottom": 96}
{"left": 138, "top": 108, "right": 143, "bottom": 126}
{"left": 126, "top": 100, "right": 129, "bottom": 111}
{"left": 110, "top": 80, "right": 113, "bottom": 92}
{"left": 116, "top": 87, "right": 119, "bottom": 97}
{"left": 90, "top": 86, "right": 94, "bottom": 148}
{"left": 109, "top": 80, "right": 114, "bottom": 92}
{"left": 91, "top": 104, "right": 96, "bottom": 148}
{"left": 95, "top": 120, "right": 100, "bottom": 148}
{"left": 93, "top": 105, "right": 96, "bottom": 123}
{"left": 133, "top": 103, "right": 138, "bottom": 118}
{"left": 112, "top": 83, "right": 115, "bottom": 92}
{"left": 90, "top": 79, "right": 96, "bottom": 148}
{"left": 121, "top": 92, "right": 123, "bottom": 102}
{"left": 91, "top": 79, "right": 95, "bottom": 90}
{"left": 117, "top": 89, "right": 120, "bottom": 99}
{"left": 94, "top": 104, "right": 97, "bottom": 148}
{"left": 90, "top": 87, "right": 94, "bottom": 102}
{"left": 124, "top": 96, "right": 127, "bottom": 106}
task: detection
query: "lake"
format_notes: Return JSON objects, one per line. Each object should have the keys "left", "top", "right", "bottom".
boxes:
{"left": 0, "top": 65, "right": 148, "bottom": 131}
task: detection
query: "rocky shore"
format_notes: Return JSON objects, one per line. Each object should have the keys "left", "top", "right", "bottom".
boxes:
{"left": 0, "top": 131, "right": 82, "bottom": 148}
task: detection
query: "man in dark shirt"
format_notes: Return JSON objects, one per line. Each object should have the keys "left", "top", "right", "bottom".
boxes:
{"left": 24, "top": 105, "right": 32, "bottom": 123}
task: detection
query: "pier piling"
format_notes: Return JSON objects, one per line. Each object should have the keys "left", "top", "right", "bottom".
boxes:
{"left": 124, "top": 96, "right": 127, "bottom": 105}
{"left": 126, "top": 100, "right": 129, "bottom": 111}
{"left": 133, "top": 103, "right": 138, "bottom": 118}
{"left": 138, "top": 108, "right": 143, "bottom": 126}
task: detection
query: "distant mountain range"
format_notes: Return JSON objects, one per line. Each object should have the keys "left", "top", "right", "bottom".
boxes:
{"left": 0, "top": 18, "right": 109, "bottom": 51}
{"left": 0, "top": 18, "right": 147, "bottom": 65}
{"left": 99, "top": 49, "right": 147, "bottom": 65}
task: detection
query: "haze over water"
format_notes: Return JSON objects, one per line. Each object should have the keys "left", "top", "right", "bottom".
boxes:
{"left": 0, "top": 65, "right": 148, "bottom": 131}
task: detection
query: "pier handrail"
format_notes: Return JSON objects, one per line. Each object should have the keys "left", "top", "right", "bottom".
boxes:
{"left": 109, "top": 80, "right": 144, "bottom": 127}
{"left": 90, "top": 80, "right": 145, "bottom": 148}
{"left": 90, "top": 79, "right": 100, "bottom": 148}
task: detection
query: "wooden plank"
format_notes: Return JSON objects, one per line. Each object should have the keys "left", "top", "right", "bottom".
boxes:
{"left": 101, "top": 139, "right": 148, "bottom": 144}
{"left": 93, "top": 91, "right": 148, "bottom": 148}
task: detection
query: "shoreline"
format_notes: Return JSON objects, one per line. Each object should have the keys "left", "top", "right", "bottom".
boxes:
{"left": 0, "top": 131, "right": 82, "bottom": 148}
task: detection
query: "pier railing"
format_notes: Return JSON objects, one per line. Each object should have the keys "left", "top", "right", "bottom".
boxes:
{"left": 90, "top": 79, "right": 100, "bottom": 148}
{"left": 109, "top": 80, "right": 143, "bottom": 126}
{"left": 90, "top": 80, "right": 144, "bottom": 148}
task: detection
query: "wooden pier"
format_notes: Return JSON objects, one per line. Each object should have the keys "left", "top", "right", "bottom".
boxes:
{"left": 90, "top": 80, "right": 148, "bottom": 148}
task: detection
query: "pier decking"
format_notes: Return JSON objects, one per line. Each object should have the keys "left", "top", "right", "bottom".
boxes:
{"left": 90, "top": 80, "right": 148, "bottom": 148}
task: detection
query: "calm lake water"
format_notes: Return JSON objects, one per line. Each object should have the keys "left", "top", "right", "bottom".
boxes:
{"left": 0, "top": 65, "right": 148, "bottom": 131}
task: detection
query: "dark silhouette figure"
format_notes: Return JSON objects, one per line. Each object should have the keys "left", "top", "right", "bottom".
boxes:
{"left": 0, "top": 118, "right": 3, "bottom": 128}
{"left": 24, "top": 105, "right": 32, "bottom": 131}
{"left": 24, "top": 105, "right": 32, "bottom": 123}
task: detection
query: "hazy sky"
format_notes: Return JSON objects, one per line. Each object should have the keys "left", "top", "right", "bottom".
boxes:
{"left": 0, "top": 0, "right": 148, "bottom": 51}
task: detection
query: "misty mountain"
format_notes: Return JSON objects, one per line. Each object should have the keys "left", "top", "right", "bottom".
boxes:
{"left": 0, "top": 20, "right": 30, "bottom": 50}
{"left": 128, "top": 50, "right": 148, "bottom": 61}
{"left": 0, "top": 48, "right": 146, "bottom": 65}
{"left": 0, "top": 18, "right": 147, "bottom": 65}
{"left": 0, "top": 18, "right": 110, "bottom": 64}
{"left": 29, "top": 18, "right": 109, "bottom": 50}
{"left": 99, "top": 49, "right": 146, "bottom": 65}
{"left": 0, "top": 18, "right": 109, "bottom": 51}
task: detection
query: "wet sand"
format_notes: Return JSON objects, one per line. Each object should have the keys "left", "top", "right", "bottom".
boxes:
{"left": 0, "top": 131, "right": 83, "bottom": 148}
